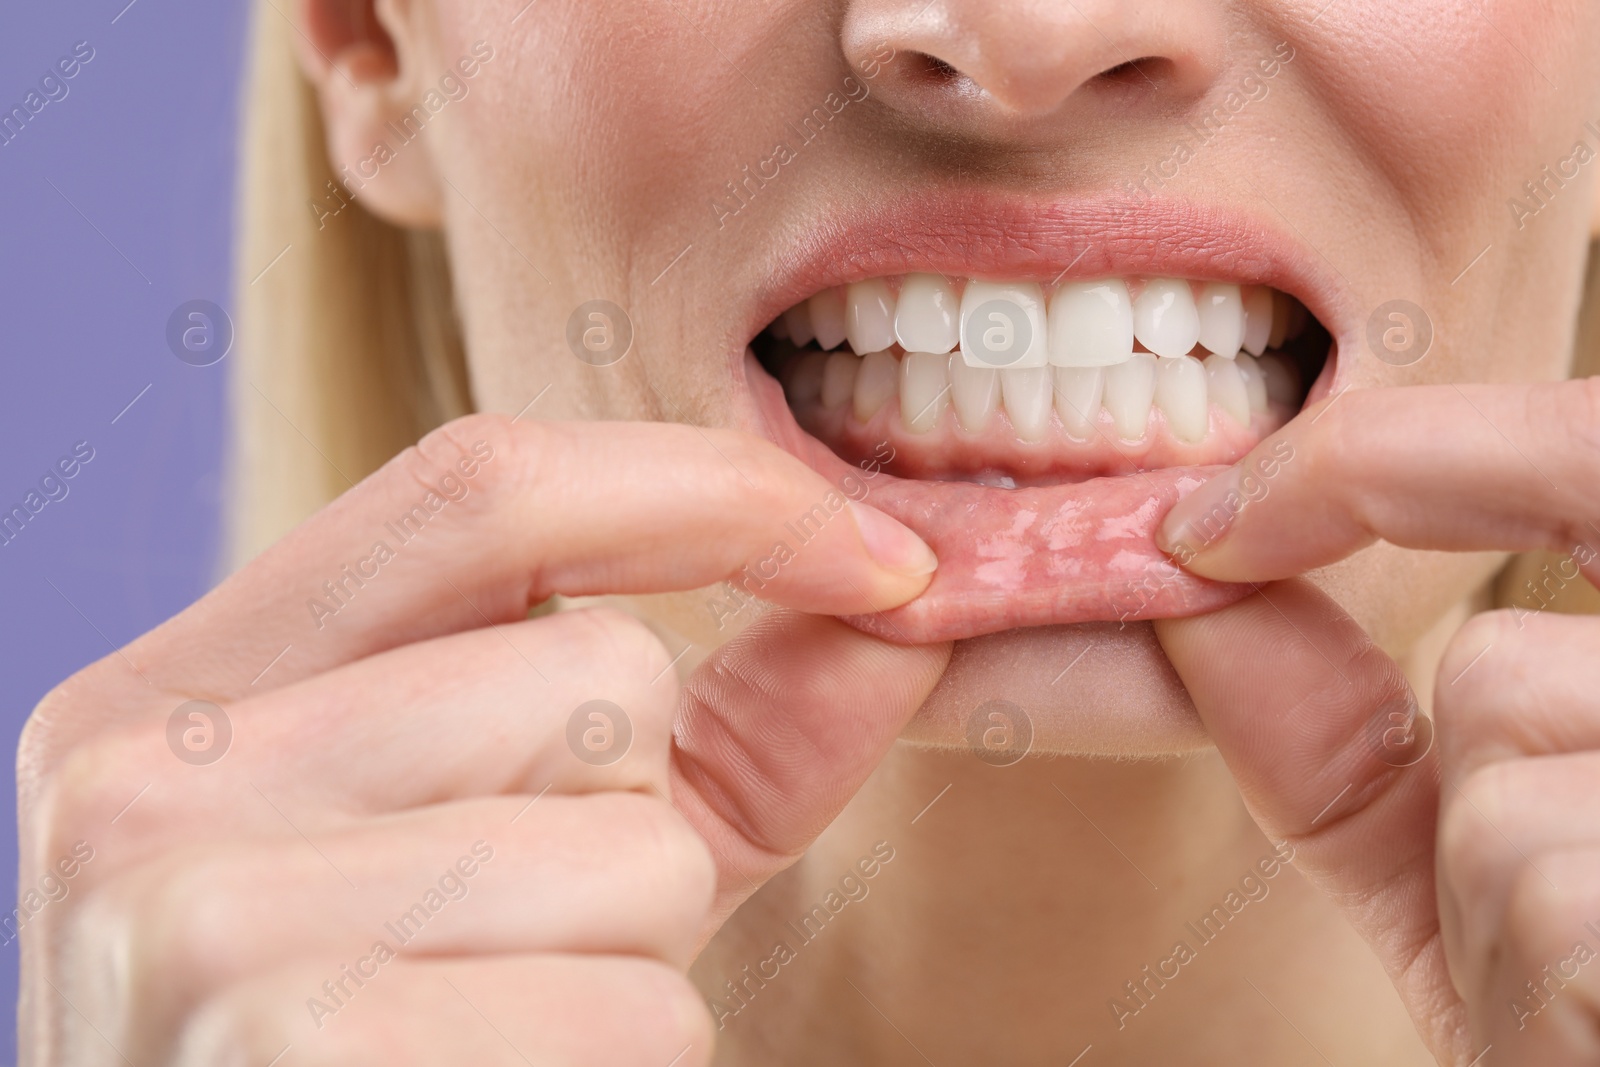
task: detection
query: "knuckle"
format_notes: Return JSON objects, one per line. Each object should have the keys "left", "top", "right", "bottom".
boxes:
{"left": 31, "top": 728, "right": 144, "bottom": 877}
{"left": 570, "top": 606, "right": 676, "bottom": 689}
{"left": 19, "top": 671, "right": 109, "bottom": 788}
{"left": 171, "top": 994, "right": 261, "bottom": 1067}
{"left": 388, "top": 410, "right": 522, "bottom": 521}
{"left": 1457, "top": 761, "right": 1514, "bottom": 833}
{"left": 173, "top": 980, "right": 309, "bottom": 1067}
{"left": 611, "top": 958, "right": 716, "bottom": 1062}
{"left": 18, "top": 685, "right": 67, "bottom": 785}
{"left": 1300, "top": 387, "right": 1363, "bottom": 473}
{"left": 1438, "top": 765, "right": 1512, "bottom": 891}
{"left": 600, "top": 793, "right": 715, "bottom": 914}
{"left": 1434, "top": 611, "right": 1512, "bottom": 728}
{"left": 1339, "top": 640, "right": 1416, "bottom": 732}
{"left": 1546, "top": 377, "right": 1600, "bottom": 478}
{"left": 58, "top": 878, "right": 137, "bottom": 1014}
{"left": 1544, "top": 379, "right": 1600, "bottom": 545}
{"left": 75, "top": 855, "right": 238, "bottom": 1003}
{"left": 420, "top": 410, "right": 520, "bottom": 463}
{"left": 144, "top": 858, "right": 242, "bottom": 984}
{"left": 704, "top": 427, "right": 802, "bottom": 514}
{"left": 1503, "top": 860, "right": 1587, "bottom": 967}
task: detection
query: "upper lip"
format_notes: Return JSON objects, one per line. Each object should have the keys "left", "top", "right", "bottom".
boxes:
{"left": 736, "top": 187, "right": 1348, "bottom": 369}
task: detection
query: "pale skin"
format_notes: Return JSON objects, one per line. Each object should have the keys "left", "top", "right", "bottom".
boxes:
{"left": 20, "top": 0, "right": 1600, "bottom": 1064}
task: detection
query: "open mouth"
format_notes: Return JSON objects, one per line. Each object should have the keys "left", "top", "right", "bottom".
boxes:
{"left": 736, "top": 197, "right": 1341, "bottom": 645}
{"left": 755, "top": 275, "right": 1325, "bottom": 486}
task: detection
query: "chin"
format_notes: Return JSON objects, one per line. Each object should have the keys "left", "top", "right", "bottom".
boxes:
{"left": 707, "top": 188, "right": 1349, "bottom": 757}
{"left": 897, "top": 621, "right": 1213, "bottom": 758}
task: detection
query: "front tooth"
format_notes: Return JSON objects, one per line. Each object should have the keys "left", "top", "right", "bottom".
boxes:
{"left": 821, "top": 351, "right": 859, "bottom": 408}
{"left": 846, "top": 279, "right": 897, "bottom": 356}
{"left": 1103, "top": 352, "right": 1157, "bottom": 439}
{"left": 1259, "top": 354, "right": 1301, "bottom": 407}
{"left": 895, "top": 273, "right": 959, "bottom": 354}
{"left": 1000, "top": 366, "right": 1053, "bottom": 442}
{"left": 1155, "top": 356, "right": 1209, "bottom": 444}
{"left": 948, "top": 355, "right": 999, "bottom": 432}
{"left": 960, "top": 281, "right": 1048, "bottom": 368}
{"left": 853, "top": 350, "right": 899, "bottom": 422}
{"left": 900, "top": 352, "right": 950, "bottom": 433}
{"left": 1267, "top": 291, "right": 1289, "bottom": 349}
{"left": 1196, "top": 283, "right": 1244, "bottom": 358}
{"left": 784, "top": 351, "right": 829, "bottom": 405}
{"left": 1053, "top": 366, "right": 1105, "bottom": 439}
{"left": 1048, "top": 280, "right": 1134, "bottom": 367}
{"left": 1237, "top": 353, "right": 1269, "bottom": 413}
{"left": 1241, "top": 287, "right": 1272, "bottom": 356}
{"left": 1132, "top": 278, "right": 1201, "bottom": 359}
{"left": 1203, "top": 353, "right": 1250, "bottom": 426}
{"left": 810, "top": 289, "right": 848, "bottom": 351}
{"left": 784, "top": 303, "right": 816, "bottom": 347}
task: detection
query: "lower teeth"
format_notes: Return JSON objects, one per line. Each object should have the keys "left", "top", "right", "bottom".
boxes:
{"left": 782, "top": 346, "right": 1296, "bottom": 445}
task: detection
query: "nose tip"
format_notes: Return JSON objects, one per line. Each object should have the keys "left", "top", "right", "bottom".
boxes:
{"left": 843, "top": 0, "right": 1225, "bottom": 125}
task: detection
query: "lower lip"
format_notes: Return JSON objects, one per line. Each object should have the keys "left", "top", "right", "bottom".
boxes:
{"left": 746, "top": 354, "right": 1254, "bottom": 644}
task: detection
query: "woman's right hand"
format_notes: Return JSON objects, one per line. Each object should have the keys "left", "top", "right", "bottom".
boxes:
{"left": 18, "top": 413, "right": 948, "bottom": 1067}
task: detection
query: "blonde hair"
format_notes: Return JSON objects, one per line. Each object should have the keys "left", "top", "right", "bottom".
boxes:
{"left": 226, "top": 0, "right": 468, "bottom": 567}
{"left": 229, "top": 0, "right": 1600, "bottom": 619}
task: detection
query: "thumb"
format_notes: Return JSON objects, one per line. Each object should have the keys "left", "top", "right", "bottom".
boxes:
{"left": 1153, "top": 580, "right": 1471, "bottom": 1064}
{"left": 670, "top": 609, "right": 951, "bottom": 937}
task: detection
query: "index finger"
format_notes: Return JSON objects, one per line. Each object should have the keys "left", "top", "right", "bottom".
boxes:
{"left": 87, "top": 413, "right": 937, "bottom": 706}
{"left": 1157, "top": 380, "right": 1600, "bottom": 583}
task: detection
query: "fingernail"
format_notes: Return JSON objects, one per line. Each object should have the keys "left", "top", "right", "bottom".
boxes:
{"left": 848, "top": 501, "right": 938, "bottom": 577}
{"left": 1157, "top": 467, "right": 1243, "bottom": 565}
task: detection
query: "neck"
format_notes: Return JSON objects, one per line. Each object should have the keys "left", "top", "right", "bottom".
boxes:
{"left": 699, "top": 744, "right": 1427, "bottom": 1065}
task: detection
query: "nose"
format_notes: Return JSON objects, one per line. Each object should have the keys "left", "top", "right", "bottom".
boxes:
{"left": 842, "top": 0, "right": 1227, "bottom": 127}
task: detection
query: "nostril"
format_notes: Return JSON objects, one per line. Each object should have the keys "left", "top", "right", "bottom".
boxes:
{"left": 1097, "top": 56, "right": 1172, "bottom": 88}
{"left": 900, "top": 50, "right": 967, "bottom": 89}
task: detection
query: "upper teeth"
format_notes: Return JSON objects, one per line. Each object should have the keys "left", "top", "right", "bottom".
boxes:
{"left": 773, "top": 275, "right": 1309, "bottom": 445}
{"left": 780, "top": 275, "right": 1302, "bottom": 366}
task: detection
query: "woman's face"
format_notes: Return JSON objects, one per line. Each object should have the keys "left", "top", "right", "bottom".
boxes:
{"left": 336, "top": 0, "right": 1600, "bottom": 755}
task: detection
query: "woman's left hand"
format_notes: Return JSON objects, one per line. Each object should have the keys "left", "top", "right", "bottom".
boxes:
{"left": 1152, "top": 378, "right": 1600, "bottom": 1066}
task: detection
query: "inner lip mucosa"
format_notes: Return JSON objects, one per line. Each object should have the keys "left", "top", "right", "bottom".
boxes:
{"left": 755, "top": 273, "right": 1331, "bottom": 488}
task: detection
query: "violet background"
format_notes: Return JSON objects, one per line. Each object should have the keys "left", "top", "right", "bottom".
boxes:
{"left": 0, "top": 0, "right": 248, "bottom": 1055}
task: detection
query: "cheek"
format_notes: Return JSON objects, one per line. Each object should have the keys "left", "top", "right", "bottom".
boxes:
{"left": 428, "top": 1, "right": 775, "bottom": 421}
{"left": 440, "top": 2, "right": 746, "bottom": 229}
{"left": 1295, "top": 1, "right": 1600, "bottom": 389}
{"left": 1303, "top": 1, "right": 1596, "bottom": 209}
